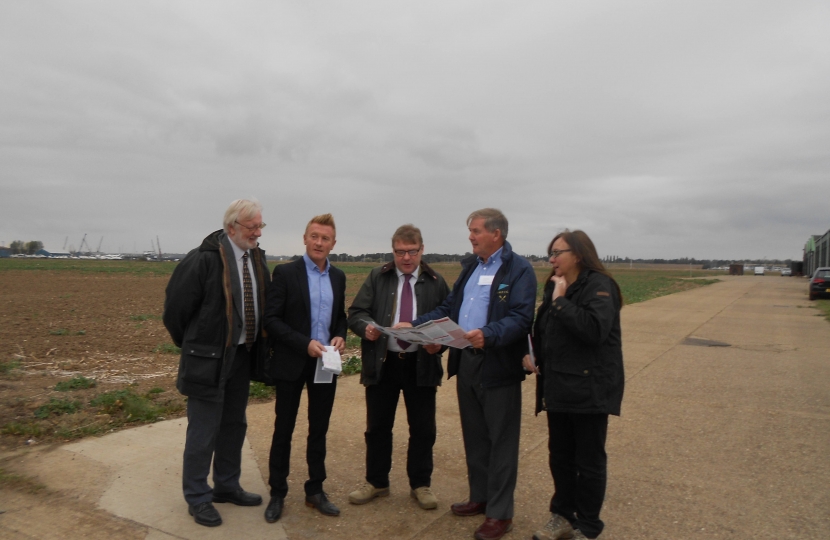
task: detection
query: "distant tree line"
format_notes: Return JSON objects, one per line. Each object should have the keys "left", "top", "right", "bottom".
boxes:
{"left": 8, "top": 240, "right": 44, "bottom": 255}
{"left": 326, "top": 253, "right": 543, "bottom": 263}
{"left": 293, "top": 253, "right": 477, "bottom": 263}
{"left": 276, "top": 253, "right": 793, "bottom": 268}
{"left": 602, "top": 257, "right": 793, "bottom": 269}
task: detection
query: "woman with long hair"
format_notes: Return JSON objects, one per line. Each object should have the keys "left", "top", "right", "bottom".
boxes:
{"left": 525, "top": 230, "right": 624, "bottom": 540}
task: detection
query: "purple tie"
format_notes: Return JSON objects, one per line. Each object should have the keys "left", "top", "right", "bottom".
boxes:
{"left": 397, "top": 274, "right": 413, "bottom": 350}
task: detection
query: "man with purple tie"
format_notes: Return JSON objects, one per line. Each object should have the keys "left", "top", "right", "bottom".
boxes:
{"left": 346, "top": 224, "right": 450, "bottom": 511}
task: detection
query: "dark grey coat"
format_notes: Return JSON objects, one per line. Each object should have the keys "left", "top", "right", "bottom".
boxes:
{"left": 163, "top": 230, "right": 269, "bottom": 401}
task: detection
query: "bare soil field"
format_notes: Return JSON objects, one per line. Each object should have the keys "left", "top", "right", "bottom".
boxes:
{"left": 0, "top": 271, "right": 186, "bottom": 448}
{"left": 0, "top": 260, "right": 718, "bottom": 451}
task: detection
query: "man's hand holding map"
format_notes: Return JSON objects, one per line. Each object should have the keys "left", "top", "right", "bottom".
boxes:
{"left": 367, "top": 318, "right": 473, "bottom": 349}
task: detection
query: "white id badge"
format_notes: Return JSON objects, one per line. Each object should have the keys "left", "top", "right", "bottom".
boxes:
{"left": 478, "top": 275, "right": 494, "bottom": 286}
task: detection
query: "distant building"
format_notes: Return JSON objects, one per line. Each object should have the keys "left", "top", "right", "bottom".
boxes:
{"left": 0, "top": 247, "right": 10, "bottom": 258}
{"left": 35, "top": 249, "right": 71, "bottom": 258}
{"left": 804, "top": 230, "right": 830, "bottom": 277}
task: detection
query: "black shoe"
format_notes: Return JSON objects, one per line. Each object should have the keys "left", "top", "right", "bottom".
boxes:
{"left": 188, "top": 501, "right": 222, "bottom": 527}
{"left": 305, "top": 492, "right": 340, "bottom": 516}
{"left": 213, "top": 488, "right": 263, "bottom": 507}
{"left": 264, "top": 496, "right": 284, "bottom": 523}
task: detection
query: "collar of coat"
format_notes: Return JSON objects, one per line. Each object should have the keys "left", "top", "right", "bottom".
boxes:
{"left": 379, "top": 259, "right": 441, "bottom": 280}
{"left": 198, "top": 229, "right": 265, "bottom": 257}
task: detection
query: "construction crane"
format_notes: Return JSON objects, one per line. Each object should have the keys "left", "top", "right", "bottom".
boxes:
{"left": 96, "top": 237, "right": 103, "bottom": 254}
{"left": 62, "top": 236, "right": 68, "bottom": 250}
{"left": 156, "top": 236, "right": 162, "bottom": 261}
{"left": 77, "top": 234, "right": 93, "bottom": 255}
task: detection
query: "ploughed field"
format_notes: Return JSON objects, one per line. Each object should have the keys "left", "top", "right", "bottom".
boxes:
{"left": 0, "top": 258, "right": 719, "bottom": 448}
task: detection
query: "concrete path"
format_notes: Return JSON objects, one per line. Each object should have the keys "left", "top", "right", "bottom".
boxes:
{"left": 2, "top": 275, "right": 828, "bottom": 539}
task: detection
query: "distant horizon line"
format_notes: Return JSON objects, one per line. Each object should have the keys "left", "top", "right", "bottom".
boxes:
{"left": 1, "top": 248, "right": 800, "bottom": 264}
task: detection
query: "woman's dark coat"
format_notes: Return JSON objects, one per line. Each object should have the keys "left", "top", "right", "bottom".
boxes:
{"left": 533, "top": 269, "right": 624, "bottom": 416}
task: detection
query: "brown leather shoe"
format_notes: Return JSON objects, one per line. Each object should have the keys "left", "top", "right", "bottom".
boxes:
{"left": 451, "top": 500, "right": 487, "bottom": 516}
{"left": 474, "top": 518, "right": 513, "bottom": 540}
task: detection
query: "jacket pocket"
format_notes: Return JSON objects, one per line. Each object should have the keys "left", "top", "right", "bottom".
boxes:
{"left": 181, "top": 343, "right": 223, "bottom": 387}
{"left": 549, "top": 366, "right": 599, "bottom": 408}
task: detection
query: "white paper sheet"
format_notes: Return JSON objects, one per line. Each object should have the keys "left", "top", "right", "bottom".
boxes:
{"left": 321, "top": 346, "right": 342, "bottom": 375}
{"left": 314, "top": 357, "right": 334, "bottom": 383}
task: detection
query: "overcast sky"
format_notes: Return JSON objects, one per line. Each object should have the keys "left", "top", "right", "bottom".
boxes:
{"left": 2, "top": 1, "right": 828, "bottom": 260}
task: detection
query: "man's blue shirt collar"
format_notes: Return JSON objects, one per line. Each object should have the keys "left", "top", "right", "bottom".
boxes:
{"left": 303, "top": 252, "right": 330, "bottom": 274}
{"left": 478, "top": 246, "right": 504, "bottom": 265}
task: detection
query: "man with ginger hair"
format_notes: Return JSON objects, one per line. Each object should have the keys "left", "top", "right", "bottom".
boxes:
{"left": 163, "top": 199, "right": 269, "bottom": 527}
{"left": 262, "top": 213, "right": 347, "bottom": 522}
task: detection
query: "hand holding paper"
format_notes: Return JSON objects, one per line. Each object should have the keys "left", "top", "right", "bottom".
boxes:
{"left": 380, "top": 318, "right": 472, "bottom": 349}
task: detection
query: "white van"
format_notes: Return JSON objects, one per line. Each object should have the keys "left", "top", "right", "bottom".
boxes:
{"left": 754, "top": 266, "right": 765, "bottom": 276}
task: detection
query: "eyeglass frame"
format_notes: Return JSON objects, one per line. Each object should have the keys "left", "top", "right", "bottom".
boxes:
{"left": 393, "top": 248, "right": 422, "bottom": 257}
{"left": 549, "top": 249, "right": 572, "bottom": 258}
{"left": 234, "top": 220, "right": 267, "bottom": 231}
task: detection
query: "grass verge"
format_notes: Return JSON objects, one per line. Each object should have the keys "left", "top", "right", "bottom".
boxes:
{"left": 614, "top": 273, "right": 720, "bottom": 305}
{"left": 55, "top": 376, "right": 97, "bottom": 391}
{"left": 34, "top": 398, "right": 82, "bottom": 419}
{"left": 342, "top": 355, "right": 362, "bottom": 375}
{"left": 90, "top": 389, "right": 179, "bottom": 422}
{"left": 0, "top": 258, "right": 176, "bottom": 275}
{"left": 2, "top": 421, "right": 45, "bottom": 438}
{"left": 0, "top": 360, "right": 22, "bottom": 375}
{"left": 345, "top": 330, "right": 361, "bottom": 349}
{"left": 130, "top": 314, "right": 161, "bottom": 321}
{"left": 811, "top": 299, "right": 830, "bottom": 322}
{"left": 154, "top": 343, "right": 181, "bottom": 354}
{"left": 249, "top": 381, "right": 275, "bottom": 399}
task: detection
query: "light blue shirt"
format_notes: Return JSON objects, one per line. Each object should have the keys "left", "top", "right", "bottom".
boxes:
{"left": 459, "top": 246, "right": 504, "bottom": 333}
{"left": 303, "top": 253, "right": 333, "bottom": 345}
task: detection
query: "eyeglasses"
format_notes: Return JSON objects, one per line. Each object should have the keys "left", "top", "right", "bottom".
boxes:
{"left": 235, "top": 220, "right": 266, "bottom": 231}
{"left": 394, "top": 249, "right": 421, "bottom": 257}
{"left": 549, "top": 249, "right": 572, "bottom": 258}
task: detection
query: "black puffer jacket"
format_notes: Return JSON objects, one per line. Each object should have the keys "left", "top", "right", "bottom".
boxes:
{"left": 533, "top": 269, "right": 624, "bottom": 415}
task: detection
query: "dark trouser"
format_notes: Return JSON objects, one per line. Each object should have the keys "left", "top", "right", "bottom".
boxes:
{"left": 268, "top": 356, "right": 337, "bottom": 498}
{"left": 182, "top": 345, "right": 251, "bottom": 505}
{"left": 365, "top": 351, "right": 437, "bottom": 490}
{"left": 547, "top": 411, "right": 609, "bottom": 539}
{"left": 456, "top": 349, "right": 522, "bottom": 520}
